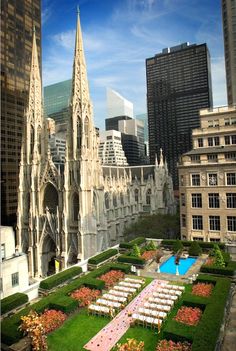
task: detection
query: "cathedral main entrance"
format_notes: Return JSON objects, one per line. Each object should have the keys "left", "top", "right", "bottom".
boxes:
{"left": 41, "top": 235, "right": 57, "bottom": 277}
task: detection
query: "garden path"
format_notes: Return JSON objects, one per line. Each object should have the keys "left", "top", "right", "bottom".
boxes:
{"left": 83, "top": 278, "right": 167, "bottom": 351}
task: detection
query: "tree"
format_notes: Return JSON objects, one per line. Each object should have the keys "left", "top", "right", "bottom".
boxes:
{"left": 213, "top": 245, "right": 225, "bottom": 267}
{"left": 131, "top": 244, "right": 141, "bottom": 257}
{"left": 189, "top": 241, "right": 202, "bottom": 256}
{"left": 173, "top": 240, "right": 184, "bottom": 253}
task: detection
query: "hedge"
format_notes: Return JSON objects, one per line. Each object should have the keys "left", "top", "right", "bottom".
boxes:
{"left": 191, "top": 275, "right": 231, "bottom": 351}
{"left": 39, "top": 266, "right": 82, "bottom": 290}
{"left": 200, "top": 261, "right": 236, "bottom": 276}
{"left": 1, "top": 293, "right": 29, "bottom": 315}
{"left": 163, "top": 274, "right": 231, "bottom": 351}
{"left": 161, "top": 240, "right": 225, "bottom": 250}
{"left": 1, "top": 262, "right": 131, "bottom": 345}
{"left": 83, "top": 278, "right": 105, "bottom": 290}
{"left": 118, "top": 255, "right": 145, "bottom": 265}
{"left": 120, "top": 237, "right": 145, "bottom": 249}
{"left": 88, "top": 249, "right": 118, "bottom": 265}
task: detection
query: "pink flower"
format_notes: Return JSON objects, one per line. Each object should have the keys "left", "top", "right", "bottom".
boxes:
{"left": 174, "top": 306, "right": 202, "bottom": 326}
{"left": 71, "top": 287, "right": 100, "bottom": 307}
{"left": 192, "top": 283, "right": 213, "bottom": 297}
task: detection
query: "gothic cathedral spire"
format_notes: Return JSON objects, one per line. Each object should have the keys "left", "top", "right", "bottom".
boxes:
{"left": 68, "top": 9, "right": 94, "bottom": 160}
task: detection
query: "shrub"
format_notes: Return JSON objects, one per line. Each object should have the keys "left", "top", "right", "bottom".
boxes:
{"left": 117, "top": 338, "right": 144, "bottom": 351}
{"left": 173, "top": 240, "right": 184, "bottom": 253}
{"left": 161, "top": 240, "right": 225, "bottom": 250}
{"left": 39, "top": 267, "right": 82, "bottom": 290}
{"left": 117, "top": 255, "right": 145, "bottom": 265}
{"left": 49, "top": 295, "right": 77, "bottom": 314}
{"left": 212, "top": 245, "right": 225, "bottom": 267}
{"left": 130, "top": 237, "right": 146, "bottom": 246}
{"left": 1, "top": 293, "right": 28, "bottom": 315}
{"left": 88, "top": 249, "right": 118, "bottom": 265}
{"left": 189, "top": 242, "right": 202, "bottom": 256}
{"left": 41, "top": 309, "right": 67, "bottom": 334}
{"left": 200, "top": 265, "right": 235, "bottom": 276}
{"left": 131, "top": 244, "right": 141, "bottom": 257}
{"left": 70, "top": 287, "right": 100, "bottom": 307}
{"left": 156, "top": 340, "right": 192, "bottom": 351}
{"left": 83, "top": 278, "right": 105, "bottom": 290}
{"left": 146, "top": 240, "right": 156, "bottom": 251}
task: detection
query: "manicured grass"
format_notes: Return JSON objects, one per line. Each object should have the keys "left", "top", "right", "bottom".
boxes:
{"left": 47, "top": 276, "right": 153, "bottom": 350}
{"left": 47, "top": 308, "right": 110, "bottom": 351}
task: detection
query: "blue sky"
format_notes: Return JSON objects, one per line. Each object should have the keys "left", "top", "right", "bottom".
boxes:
{"left": 42, "top": 0, "right": 227, "bottom": 130}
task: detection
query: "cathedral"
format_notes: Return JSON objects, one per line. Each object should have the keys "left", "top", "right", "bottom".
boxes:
{"left": 17, "top": 11, "right": 175, "bottom": 278}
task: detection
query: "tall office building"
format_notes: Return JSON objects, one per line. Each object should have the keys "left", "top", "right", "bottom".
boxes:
{"left": 1, "top": 0, "right": 41, "bottom": 225}
{"left": 106, "top": 88, "right": 133, "bottom": 119}
{"left": 146, "top": 42, "right": 213, "bottom": 189}
{"left": 44, "top": 79, "right": 72, "bottom": 124}
{"left": 222, "top": 0, "right": 236, "bottom": 105}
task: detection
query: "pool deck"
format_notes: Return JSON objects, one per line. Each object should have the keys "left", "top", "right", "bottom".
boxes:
{"left": 140, "top": 253, "right": 208, "bottom": 283}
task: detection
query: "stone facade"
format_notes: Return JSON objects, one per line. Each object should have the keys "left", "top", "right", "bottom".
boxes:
{"left": 16, "top": 12, "right": 175, "bottom": 278}
{"left": 178, "top": 106, "right": 236, "bottom": 243}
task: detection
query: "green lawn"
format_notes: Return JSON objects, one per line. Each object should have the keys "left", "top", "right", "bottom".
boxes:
{"left": 47, "top": 308, "right": 110, "bottom": 351}
{"left": 47, "top": 279, "right": 191, "bottom": 351}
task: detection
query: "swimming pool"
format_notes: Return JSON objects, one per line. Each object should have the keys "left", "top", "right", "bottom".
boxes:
{"left": 158, "top": 256, "right": 197, "bottom": 275}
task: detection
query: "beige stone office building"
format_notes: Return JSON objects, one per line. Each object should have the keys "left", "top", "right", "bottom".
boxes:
{"left": 178, "top": 106, "right": 236, "bottom": 243}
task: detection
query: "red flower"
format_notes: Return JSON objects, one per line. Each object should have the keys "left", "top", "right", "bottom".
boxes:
{"left": 141, "top": 250, "right": 158, "bottom": 261}
{"left": 156, "top": 339, "right": 192, "bottom": 351}
{"left": 71, "top": 287, "right": 100, "bottom": 307}
{"left": 40, "top": 309, "right": 67, "bottom": 334}
{"left": 99, "top": 270, "right": 124, "bottom": 288}
{"left": 174, "top": 306, "right": 202, "bottom": 326}
{"left": 205, "top": 258, "right": 215, "bottom": 266}
{"left": 192, "top": 283, "right": 214, "bottom": 297}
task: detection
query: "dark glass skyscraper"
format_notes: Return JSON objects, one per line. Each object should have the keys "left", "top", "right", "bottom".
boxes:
{"left": 1, "top": 0, "right": 41, "bottom": 225}
{"left": 146, "top": 43, "right": 213, "bottom": 189}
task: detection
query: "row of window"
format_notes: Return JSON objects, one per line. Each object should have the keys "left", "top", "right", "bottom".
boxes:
{"left": 182, "top": 215, "right": 236, "bottom": 231}
{"left": 181, "top": 193, "right": 236, "bottom": 208}
{"left": 207, "top": 117, "right": 236, "bottom": 127}
{"left": 186, "top": 172, "right": 236, "bottom": 186}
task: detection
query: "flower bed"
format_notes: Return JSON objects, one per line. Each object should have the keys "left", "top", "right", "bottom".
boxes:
{"left": 70, "top": 287, "right": 100, "bottom": 307}
{"left": 174, "top": 306, "right": 202, "bottom": 326}
{"left": 117, "top": 338, "right": 144, "bottom": 351}
{"left": 204, "top": 257, "right": 215, "bottom": 266}
{"left": 98, "top": 270, "right": 124, "bottom": 288}
{"left": 141, "top": 250, "right": 158, "bottom": 261}
{"left": 192, "top": 283, "right": 214, "bottom": 297}
{"left": 156, "top": 339, "right": 192, "bottom": 351}
{"left": 41, "top": 309, "right": 67, "bottom": 334}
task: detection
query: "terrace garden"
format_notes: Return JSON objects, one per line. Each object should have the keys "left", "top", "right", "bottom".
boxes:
{"left": 1, "top": 240, "right": 234, "bottom": 351}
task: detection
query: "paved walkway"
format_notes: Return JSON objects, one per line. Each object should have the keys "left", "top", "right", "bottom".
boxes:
{"left": 83, "top": 279, "right": 167, "bottom": 351}
{"left": 221, "top": 284, "right": 236, "bottom": 351}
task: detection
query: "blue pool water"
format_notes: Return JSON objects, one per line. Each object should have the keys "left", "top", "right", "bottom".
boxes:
{"left": 158, "top": 256, "right": 197, "bottom": 275}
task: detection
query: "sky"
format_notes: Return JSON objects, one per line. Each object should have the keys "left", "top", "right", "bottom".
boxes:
{"left": 42, "top": 0, "right": 227, "bottom": 130}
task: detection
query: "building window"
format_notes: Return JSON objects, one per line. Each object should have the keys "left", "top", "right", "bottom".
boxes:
{"left": 207, "top": 154, "right": 218, "bottom": 162}
{"left": 225, "top": 117, "right": 236, "bottom": 126}
{"left": 192, "top": 194, "right": 202, "bottom": 208}
{"left": 225, "top": 135, "right": 230, "bottom": 145}
{"left": 180, "top": 193, "right": 185, "bottom": 207}
{"left": 1, "top": 244, "right": 5, "bottom": 260}
{"left": 192, "top": 215, "right": 203, "bottom": 230}
{"left": 227, "top": 193, "right": 236, "bottom": 208}
{"left": 225, "top": 152, "right": 236, "bottom": 160}
{"left": 198, "top": 138, "right": 203, "bottom": 147}
{"left": 208, "top": 173, "right": 218, "bottom": 186}
{"left": 210, "top": 238, "right": 220, "bottom": 242}
{"left": 208, "top": 119, "right": 219, "bottom": 127}
{"left": 191, "top": 174, "right": 200, "bottom": 186}
{"left": 182, "top": 214, "right": 186, "bottom": 227}
{"left": 226, "top": 173, "right": 236, "bottom": 185}
{"left": 209, "top": 216, "right": 220, "bottom": 231}
{"left": 191, "top": 155, "right": 200, "bottom": 163}
{"left": 146, "top": 189, "right": 151, "bottom": 205}
{"left": 134, "top": 189, "right": 139, "bottom": 203}
{"left": 11, "top": 272, "right": 19, "bottom": 287}
{"left": 113, "top": 194, "right": 117, "bottom": 207}
{"left": 180, "top": 175, "right": 184, "bottom": 186}
{"left": 208, "top": 137, "right": 219, "bottom": 147}
{"left": 224, "top": 135, "right": 236, "bottom": 145}
{"left": 193, "top": 237, "right": 204, "bottom": 241}
{"left": 208, "top": 193, "right": 220, "bottom": 208}
{"left": 227, "top": 216, "right": 236, "bottom": 231}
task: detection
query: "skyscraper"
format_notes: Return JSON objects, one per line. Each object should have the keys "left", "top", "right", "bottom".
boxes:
{"left": 44, "top": 79, "right": 72, "bottom": 124}
{"left": 146, "top": 42, "right": 213, "bottom": 189}
{"left": 222, "top": 0, "right": 236, "bottom": 105}
{"left": 1, "top": 0, "right": 41, "bottom": 225}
